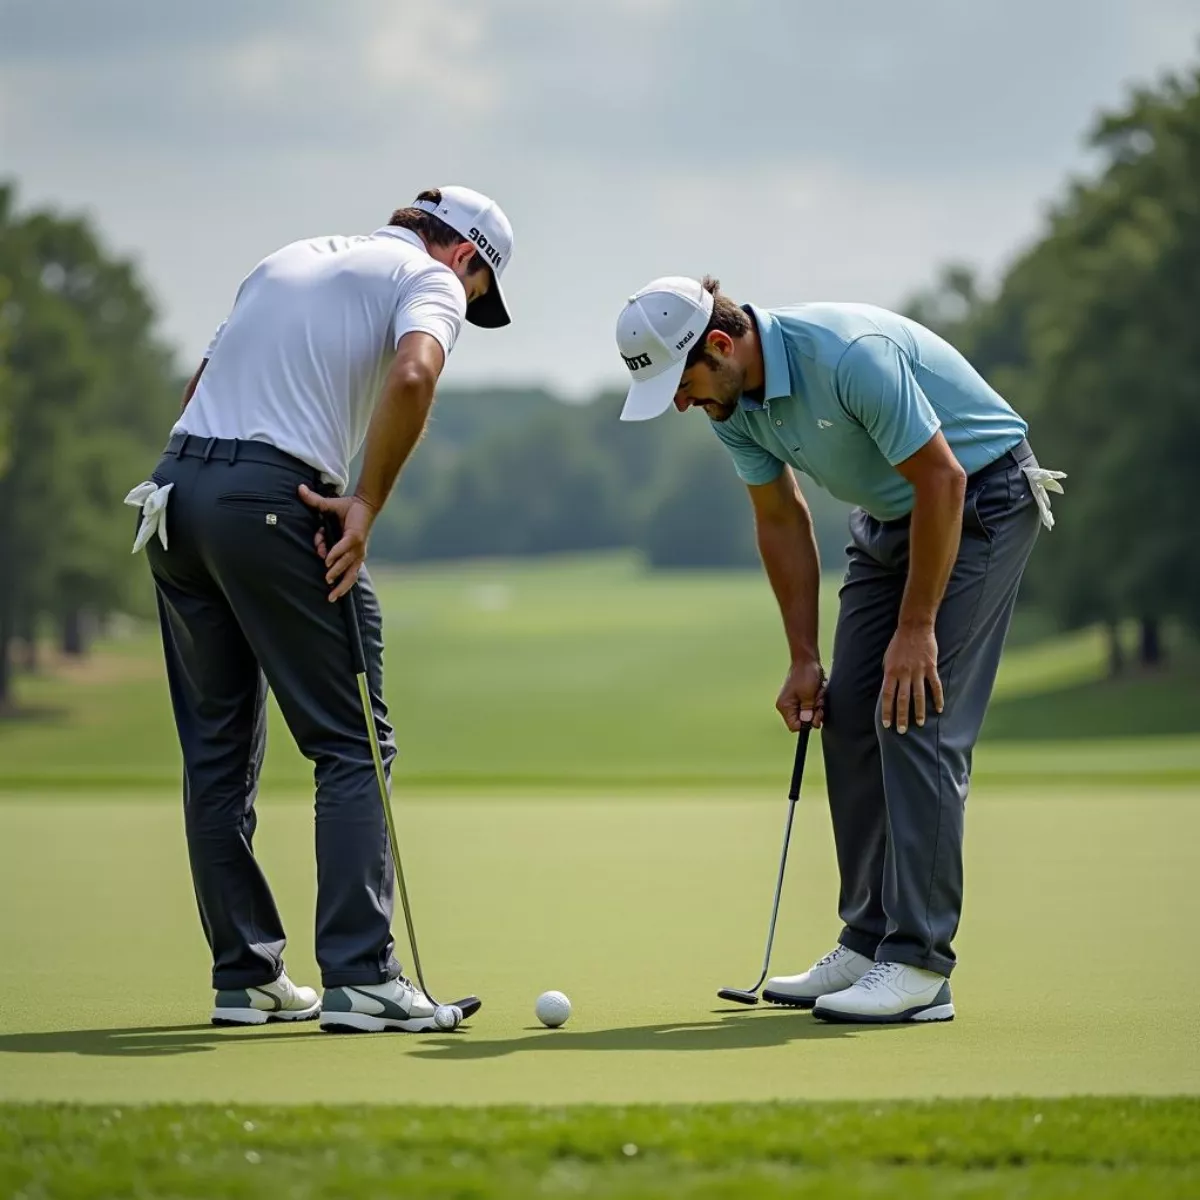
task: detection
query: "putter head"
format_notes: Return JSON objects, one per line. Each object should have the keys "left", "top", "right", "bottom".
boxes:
{"left": 453, "top": 995, "right": 482, "bottom": 1019}
{"left": 717, "top": 987, "right": 760, "bottom": 1006}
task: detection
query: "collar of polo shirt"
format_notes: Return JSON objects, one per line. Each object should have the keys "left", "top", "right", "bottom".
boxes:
{"left": 740, "top": 305, "right": 794, "bottom": 411}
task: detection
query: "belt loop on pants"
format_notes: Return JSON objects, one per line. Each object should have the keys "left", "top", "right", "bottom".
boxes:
{"left": 202, "top": 437, "right": 216, "bottom": 462}
{"left": 228, "top": 440, "right": 239, "bottom": 466}
{"left": 172, "top": 433, "right": 189, "bottom": 458}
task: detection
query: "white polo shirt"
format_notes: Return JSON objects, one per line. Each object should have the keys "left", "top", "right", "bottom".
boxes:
{"left": 175, "top": 227, "right": 467, "bottom": 491}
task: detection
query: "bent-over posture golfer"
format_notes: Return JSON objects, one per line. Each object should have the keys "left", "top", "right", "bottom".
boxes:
{"left": 127, "top": 187, "right": 514, "bottom": 1032}
{"left": 615, "top": 276, "right": 1064, "bottom": 1023}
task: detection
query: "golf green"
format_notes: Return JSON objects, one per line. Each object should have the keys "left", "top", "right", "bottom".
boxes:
{"left": 1, "top": 784, "right": 1196, "bottom": 1105}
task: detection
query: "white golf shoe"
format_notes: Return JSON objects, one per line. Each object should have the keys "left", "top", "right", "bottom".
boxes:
{"left": 211, "top": 973, "right": 321, "bottom": 1026}
{"left": 319, "top": 975, "right": 440, "bottom": 1033}
{"left": 813, "top": 961, "right": 955, "bottom": 1024}
{"left": 762, "top": 945, "right": 874, "bottom": 1008}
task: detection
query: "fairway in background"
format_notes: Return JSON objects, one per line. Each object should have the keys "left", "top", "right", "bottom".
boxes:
{"left": 1, "top": 553, "right": 1198, "bottom": 791}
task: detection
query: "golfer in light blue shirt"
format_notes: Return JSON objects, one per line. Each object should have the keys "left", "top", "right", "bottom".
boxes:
{"left": 615, "top": 275, "right": 1064, "bottom": 1025}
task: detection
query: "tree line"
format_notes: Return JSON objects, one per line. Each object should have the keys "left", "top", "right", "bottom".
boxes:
{"left": 0, "top": 184, "right": 179, "bottom": 709}
{"left": 3, "top": 56, "right": 1198, "bottom": 705}
{"left": 0, "top": 185, "right": 851, "bottom": 712}
{"left": 903, "top": 61, "right": 1200, "bottom": 669}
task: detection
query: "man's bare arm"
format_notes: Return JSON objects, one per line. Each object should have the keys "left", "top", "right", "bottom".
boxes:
{"left": 352, "top": 331, "right": 445, "bottom": 513}
{"left": 748, "top": 468, "right": 826, "bottom": 729}
{"left": 299, "top": 331, "right": 446, "bottom": 601}
{"left": 893, "top": 431, "right": 966, "bottom": 633}
{"left": 881, "top": 430, "right": 967, "bottom": 732}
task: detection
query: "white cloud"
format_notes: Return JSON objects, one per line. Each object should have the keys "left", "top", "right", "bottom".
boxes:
{"left": 2, "top": 0, "right": 1196, "bottom": 395}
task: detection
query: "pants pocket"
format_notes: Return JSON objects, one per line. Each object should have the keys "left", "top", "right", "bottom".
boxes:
{"left": 215, "top": 492, "right": 314, "bottom": 527}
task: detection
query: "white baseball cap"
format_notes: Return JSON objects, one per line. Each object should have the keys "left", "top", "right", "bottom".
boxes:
{"left": 615, "top": 276, "right": 714, "bottom": 421}
{"left": 414, "top": 185, "right": 513, "bottom": 328}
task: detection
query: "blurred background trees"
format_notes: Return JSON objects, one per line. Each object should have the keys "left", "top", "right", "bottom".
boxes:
{"left": 0, "top": 185, "right": 178, "bottom": 708}
{"left": 2, "top": 59, "right": 1199, "bottom": 708}
{"left": 902, "top": 62, "right": 1200, "bottom": 669}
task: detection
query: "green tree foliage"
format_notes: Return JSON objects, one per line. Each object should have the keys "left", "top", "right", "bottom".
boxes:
{"left": 637, "top": 434, "right": 759, "bottom": 569}
{"left": 904, "top": 61, "right": 1200, "bottom": 662}
{"left": 369, "top": 386, "right": 853, "bottom": 572}
{"left": 1025, "top": 68, "right": 1200, "bottom": 644}
{"left": 0, "top": 184, "right": 176, "bottom": 707}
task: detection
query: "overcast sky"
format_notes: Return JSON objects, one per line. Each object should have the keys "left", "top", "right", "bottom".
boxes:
{"left": 3, "top": 0, "right": 1197, "bottom": 395}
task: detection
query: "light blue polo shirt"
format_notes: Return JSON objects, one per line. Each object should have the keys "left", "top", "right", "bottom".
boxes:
{"left": 710, "top": 304, "right": 1028, "bottom": 521}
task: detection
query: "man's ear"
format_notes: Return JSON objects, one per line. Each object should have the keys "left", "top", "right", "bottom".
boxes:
{"left": 450, "top": 241, "right": 477, "bottom": 273}
{"left": 706, "top": 330, "right": 735, "bottom": 358}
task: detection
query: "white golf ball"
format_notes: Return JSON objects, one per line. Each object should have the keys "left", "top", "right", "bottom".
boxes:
{"left": 433, "top": 1004, "right": 462, "bottom": 1031}
{"left": 535, "top": 990, "right": 571, "bottom": 1028}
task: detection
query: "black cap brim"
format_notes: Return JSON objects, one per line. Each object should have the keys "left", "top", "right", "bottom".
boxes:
{"left": 466, "top": 270, "right": 511, "bottom": 328}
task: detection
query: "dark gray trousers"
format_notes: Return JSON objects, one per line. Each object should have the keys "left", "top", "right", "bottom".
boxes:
{"left": 144, "top": 435, "right": 401, "bottom": 990}
{"left": 821, "top": 447, "right": 1042, "bottom": 977}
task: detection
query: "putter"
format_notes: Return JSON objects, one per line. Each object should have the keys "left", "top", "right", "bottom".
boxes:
{"left": 717, "top": 723, "right": 811, "bottom": 1006}
{"left": 326, "top": 519, "right": 481, "bottom": 1020}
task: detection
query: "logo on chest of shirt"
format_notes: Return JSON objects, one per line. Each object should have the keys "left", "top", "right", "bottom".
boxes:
{"left": 816, "top": 418, "right": 834, "bottom": 429}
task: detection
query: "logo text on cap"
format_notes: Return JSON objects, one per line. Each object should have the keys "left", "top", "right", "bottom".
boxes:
{"left": 623, "top": 352, "right": 653, "bottom": 371}
{"left": 675, "top": 330, "right": 696, "bottom": 352}
{"left": 468, "top": 227, "right": 503, "bottom": 270}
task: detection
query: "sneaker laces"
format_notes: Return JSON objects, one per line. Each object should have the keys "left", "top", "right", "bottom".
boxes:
{"left": 814, "top": 946, "right": 851, "bottom": 969}
{"left": 856, "top": 962, "right": 903, "bottom": 992}
{"left": 395, "top": 974, "right": 429, "bottom": 1002}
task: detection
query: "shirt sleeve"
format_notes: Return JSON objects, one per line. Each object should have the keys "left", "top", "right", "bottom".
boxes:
{"left": 710, "top": 416, "right": 785, "bottom": 486}
{"left": 203, "top": 320, "right": 227, "bottom": 359}
{"left": 203, "top": 268, "right": 255, "bottom": 359}
{"left": 393, "top": 267, "right": 468, "bottom": 357}
{"left": 836, "top": 335, "right": 940, "bottom": 465}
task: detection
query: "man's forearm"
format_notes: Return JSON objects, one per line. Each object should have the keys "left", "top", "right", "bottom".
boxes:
{"left": 899, "top": 471, "right": 966, "bottom": 628}
{"left": 756, "top": 507, "right": 822, "bottom": 661}
{"left": 352, "top": 368, "right": 436, "bottom": 512}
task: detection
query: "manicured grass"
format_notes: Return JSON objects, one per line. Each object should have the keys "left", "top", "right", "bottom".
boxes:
{"left": 1, "top": 554, "right": 1198, "bottom": 791}
{"left": 3, "top": 556, "right": 1198, "bottom": 1193}
{"left": 2, "top": 787, "right": 1196, "bottom": 1106}
{"left": 2, "top": 1098, "right": 1197, "bottom": 1198}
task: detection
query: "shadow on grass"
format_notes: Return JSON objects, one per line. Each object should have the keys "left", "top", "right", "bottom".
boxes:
{"left": 408, "top": 1010, "right": 918, "bottom": 1061}
{"left": 0, "top": 703, "right": 69, "bottom": 724}
{"left": 0, "top": 1023, "right": 321, "bottom": 1058}
{"left": 0, "top": 1011, "right": 917, "bottom": 1059}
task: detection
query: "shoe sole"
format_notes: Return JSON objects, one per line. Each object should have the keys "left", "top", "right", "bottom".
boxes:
{"left": 211, "top": 1002, "right": 321, "bottom": 1027}
{"left": 761, "top": 990, "right": 817, "bottom": 1009}
{"left": 319, "top": 1012, "right": 441, "bottom": 1034}
{"left": 812, "top": 1001, "right": 955, "bottom": 1025}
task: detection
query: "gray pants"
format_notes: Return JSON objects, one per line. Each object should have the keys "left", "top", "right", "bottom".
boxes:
{"left": 144, "top": 434, "right": 401, "bottom": 990}
{"left": 821, "top": 446, "right": 1042, "bottom": 977}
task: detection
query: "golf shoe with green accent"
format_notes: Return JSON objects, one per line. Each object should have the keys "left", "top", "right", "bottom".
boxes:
{"left": 211, "top": 972, "right": 321, "bottom": 1026}
{"left": 320, "top": 975, "right": 440, "bottom": 1033}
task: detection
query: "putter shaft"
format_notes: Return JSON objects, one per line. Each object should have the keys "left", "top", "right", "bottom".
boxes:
{"left": 324, "top": 513, "right": 447, "bottom": 1008}
{"left": 720, "top": 725, "right": 811, "bottom": 999}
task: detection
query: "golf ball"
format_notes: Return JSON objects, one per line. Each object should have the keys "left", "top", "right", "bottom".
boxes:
{"left": 433, "top": 1004, "right": 463, "bottom": 1031}
{"left": 535, "top": 990, "right": 571, "bottom": 1028}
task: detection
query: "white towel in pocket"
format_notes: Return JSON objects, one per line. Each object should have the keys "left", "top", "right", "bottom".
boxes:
{"left": 1021, "top": 466, "right": 1066, "bottom": 531}
{"left": 124, "top": 480, "right": 174, "bottom": 553}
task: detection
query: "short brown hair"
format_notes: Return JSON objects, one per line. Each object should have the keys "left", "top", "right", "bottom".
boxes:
{"left": 686, "top": 276, "right": 748, "bottom": 369}
{"left": 389, "top": 189, "right": 487, "bottom": 274}
{"left": 685, "top": 275, "right": 752, "bottom": 368}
